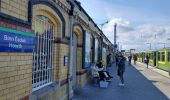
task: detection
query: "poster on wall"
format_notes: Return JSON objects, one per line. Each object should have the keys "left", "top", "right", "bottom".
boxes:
{"left": 94, "top": 39, "right": 99, "bottom": 63}
{"left": 0, "top": 27, "right": 35, "bottom": 52}
{"left": 83, "top": 31, "right": 91, "bottom": 68}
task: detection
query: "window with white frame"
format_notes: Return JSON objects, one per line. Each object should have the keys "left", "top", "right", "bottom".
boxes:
{"left": 32, "top": 16, "right": 54, "bottom": 91}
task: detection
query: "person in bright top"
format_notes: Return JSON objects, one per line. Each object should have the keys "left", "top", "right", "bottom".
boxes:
{"left": 91, "top": 62, "right": 103, "bottom": 78}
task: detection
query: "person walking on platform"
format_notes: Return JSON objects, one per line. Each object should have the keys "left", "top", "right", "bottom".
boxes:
{"left": 117, "top": 55, "right": 126, "bottom": 86}
{"left": 128, "top": 55, "right": 132, "bottom": 64}
{"left": 107, "top": 53, "right": 112, "bottom": 67}
{"left": 145, "top": 55, "right": 149, "bottom": 68}
{"left": 133, "top": 54, "right": 137, "bottom": 65}
{"left": 115, "top": 54, "right": 119, "bottom": 67}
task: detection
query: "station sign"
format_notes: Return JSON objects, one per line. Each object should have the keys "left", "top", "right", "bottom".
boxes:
{"left": 0, "top": 27, "right": 35, "bottom": 52}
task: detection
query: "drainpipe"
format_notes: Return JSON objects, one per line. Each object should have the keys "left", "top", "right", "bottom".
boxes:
{"left": 67, "top": 1, "right": 74, "bottom": 100}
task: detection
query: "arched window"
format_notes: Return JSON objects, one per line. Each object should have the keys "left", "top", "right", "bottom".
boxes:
{"left": 32, "top": 16, "right": 55, "bottom": 91}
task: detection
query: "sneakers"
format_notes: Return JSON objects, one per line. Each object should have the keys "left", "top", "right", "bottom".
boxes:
{"left": 105, "top": 77, "right": 112, "bottom": 82}
{"left": 110, "top": 76, "right": 113, "bottom": 78}
{"left": 118, "top": 83, "right": 125, "bottom": 86}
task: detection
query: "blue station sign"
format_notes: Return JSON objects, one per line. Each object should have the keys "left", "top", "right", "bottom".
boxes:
{"left": 0, "top": 27, "right": 35, "bottom": 52}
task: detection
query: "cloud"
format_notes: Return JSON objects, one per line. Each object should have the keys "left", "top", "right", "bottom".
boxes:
{"left": 118, "top": 25, "right": 134, "bottom": 33}
{"left": 102, "top": 18, "right": 170, "bottom": 51}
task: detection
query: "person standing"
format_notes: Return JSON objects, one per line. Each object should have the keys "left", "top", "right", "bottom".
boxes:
{"left": 133, "top": 54, "right": 137, "bottom": 65}
{"left": 146, "top": 55, "right": 149, "bottom": 68}
{"left": 128, "top": 55, "right": 132, "bottom": 64}
{"left": 115, "top": 54, "right": 119, "bottom": 67}
{"left": 117, "top": 55, "right": 126, "bottom": 86}
{"left": 107, "top": 54, "right": 112, "bottom": 67}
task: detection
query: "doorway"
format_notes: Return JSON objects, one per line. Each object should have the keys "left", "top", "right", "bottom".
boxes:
{"left": 153, "top": 52, "right": 157, "bottom": 66}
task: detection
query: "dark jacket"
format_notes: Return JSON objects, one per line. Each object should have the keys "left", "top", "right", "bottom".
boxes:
{"left": 118, "top": 57, "right": 126, "bottom": 72}
{"left": 146, "top": 55, "right": 149, "bottom": 63}
{"left": 128, "top": 56, "right": 132, "bottom": 61}
{"left": 133, "top": 55, "right": 137, "bottom": 61}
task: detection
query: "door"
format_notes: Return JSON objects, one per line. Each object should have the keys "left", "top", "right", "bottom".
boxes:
{"left": 142, "top": 53, "right": 144, "bottom": 62}
{"left": 72, "top": 33, "right": 77, "bottom": 91}
{"left": 153, "top": 52, "right": 157, "bottom": 66}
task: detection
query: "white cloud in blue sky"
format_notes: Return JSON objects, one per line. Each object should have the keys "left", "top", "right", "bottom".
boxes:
{"left": 79, "top": 0, "right": 170, "bottom": 51}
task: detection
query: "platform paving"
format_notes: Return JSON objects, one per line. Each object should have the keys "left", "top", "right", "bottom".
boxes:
{"left": 72, "top": 62, "right": 170, "bottom": 100}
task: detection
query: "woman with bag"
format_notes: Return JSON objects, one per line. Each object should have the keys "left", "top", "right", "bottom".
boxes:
{"left": 117, "top": 55, "right": 126, "bottom": 86}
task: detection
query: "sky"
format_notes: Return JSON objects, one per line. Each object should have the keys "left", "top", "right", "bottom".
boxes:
{"left": 79, "top": 0, "right": 170, "bottom": 52}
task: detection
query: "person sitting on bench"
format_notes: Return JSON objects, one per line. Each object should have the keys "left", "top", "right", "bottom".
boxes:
{"left": 91, "top": 63, "right": 103, "bottom": 78}
{"left": 97, "top": 61, "right": 113, "bottom": 81}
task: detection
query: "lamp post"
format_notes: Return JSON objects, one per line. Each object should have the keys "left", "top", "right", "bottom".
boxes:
{"left": 114, "top": 23, "right": 117, "bottom": 50}
{"left": 99, "top": 20, "right": 109, "bottom": 62}
{"left": 146, "top": 43, "right": 151, "bottom": 50}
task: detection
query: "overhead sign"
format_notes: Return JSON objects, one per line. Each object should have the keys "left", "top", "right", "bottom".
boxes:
{"left": 0, "top": 27, "right": 35, "bottom": 52}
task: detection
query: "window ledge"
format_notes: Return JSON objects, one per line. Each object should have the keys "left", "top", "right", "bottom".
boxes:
{"left": 30, "top": 82, "right": 60, "bottom": 100}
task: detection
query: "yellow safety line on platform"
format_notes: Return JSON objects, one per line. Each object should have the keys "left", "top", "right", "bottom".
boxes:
{"left": 132, "top": 61, "right": 170, "bottom": 79}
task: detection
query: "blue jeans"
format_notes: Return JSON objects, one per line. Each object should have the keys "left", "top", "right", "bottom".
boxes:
{"left": 119, "top": 72, "right": 124, "bottom": 84}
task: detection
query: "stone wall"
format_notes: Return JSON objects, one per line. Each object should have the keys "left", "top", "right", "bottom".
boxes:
{"left": 1, "top": 0, "right": 28, "bottom": 21}
{"left": 0, "top": 44, "right": 32, "bottom": 100}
